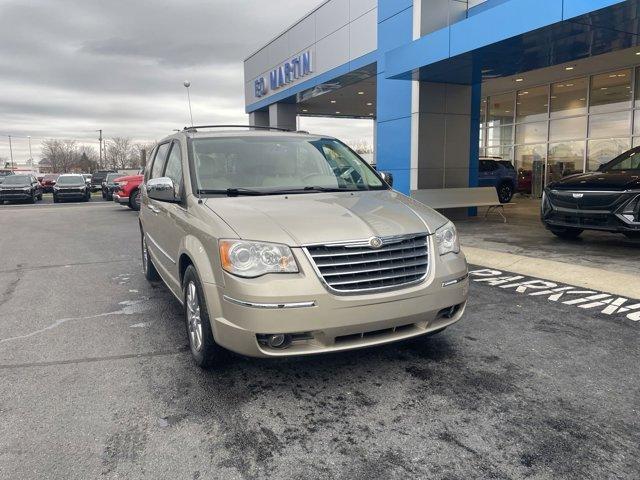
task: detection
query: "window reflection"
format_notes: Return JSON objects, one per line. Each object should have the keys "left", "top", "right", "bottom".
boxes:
{"left": 550, "top": 78, "right": 588, "bottom": 118}
{"left": 549, "top": 116, "right": 586, "bottom": 141}
{"left": 487, "top": 92, "right": 514, "bottom": 126}
{"left": 548, "top": 141, "right": 585, "bottom": 184}
{"left": 516, "top": 121, "right": 547, "bottom": 144}
{"left": 589, "top": 69, "right": 632, "bottom": 114}
{"left": 515, "top": 144, "right": 546, "bottom": 196}
{"left": 588, "top": 110, "right": 631, "bottom": 138}
{"left": 587, "top": 138, "right": 631, "bottom": 171}
{"left": 516, "top": 85, "right": 548, "bottom": 123}
{"left": 486, "top": 125, "right": 513, "bottom": 147}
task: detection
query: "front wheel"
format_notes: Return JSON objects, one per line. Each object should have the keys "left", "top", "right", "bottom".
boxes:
{"left": 141, "top": 231, "right": 160, "bottom": 281}
{"left": 37, "top": 193, "right": 43, "bottom": 201}
{"left": 497, "top": 182, "right": 514, "bottom": 204}
{"left": 129, "top": 189, "right": 141, "bottom": 211}
{"left": 28, "top": 192, "right": 36, "bottom": 204}
{"left": 549, "top": 227, "right": 583, "bottom": 239}
{"left": 53, "top": 195, "right": 59, "bottom": 203}
{"left": 183, "top": 265, "right": 224, "bottom": 369}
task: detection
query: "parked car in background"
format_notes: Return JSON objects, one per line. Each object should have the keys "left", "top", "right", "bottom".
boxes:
{"left": 40, "top": 173, "right": 60, "bottom": 193}
{"left": 113, "top": 172, "right": 144, "bottom": 210}
{"left": 478, "top": 157, "right": 517, "bottom": 203}
{"left": 82, "top": 174, "right": 92, "bottom": 186}
{"left": 0, "top": 174, "right": 43, "bottom": 204}
{"left": 102, "top": 172, "right": 123, "bottom": 201}
{"left": 140, "top": 127, "right": 468, "bottom": 369}
{"left": 0, "top": 169, "right": 14, "bottom": 184}
{"left": 90, "top": 170, "right": 116, "bottom": 192}
{"left": 53, "top": 174, "right": 91, "bottom": 203}
{"left": 542, "top": 146, "right": 640, "bottom": 240}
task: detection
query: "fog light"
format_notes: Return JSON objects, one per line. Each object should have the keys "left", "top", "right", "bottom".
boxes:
{"left": 267, "top": 334, "right": 290, "bottom": 348}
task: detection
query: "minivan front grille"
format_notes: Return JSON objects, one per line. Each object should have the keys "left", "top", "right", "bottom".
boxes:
{"left": 305, "top": 234, "right": 429, "bottom": 294}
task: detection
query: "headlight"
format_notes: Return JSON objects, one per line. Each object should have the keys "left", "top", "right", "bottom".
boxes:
{"left": 435, "top": 221, "right": 460, "bottom": 255}
{"left": 219, "top": 240, "right": 298, "bottom": 278}
{"left": 53, "top": 186, "right": 60, "bottom": 191}
{"left": 23, "top": 186, "right": 31, "bottom": 191}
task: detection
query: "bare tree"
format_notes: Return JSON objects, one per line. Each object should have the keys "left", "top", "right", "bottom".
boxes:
{"left": 104, "top": 137, "right": 135, "bottom": 170}
{"left": 131, "top": 141, "right": 156, "bottom": 169}
{"left": 41, "top": 139, "right": 79, "bottom": 173}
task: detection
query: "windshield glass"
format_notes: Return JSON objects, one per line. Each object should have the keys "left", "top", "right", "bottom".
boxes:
{"left": 57, "top": 175, "right": 85, "bottom": 186}
{"left": 191, "top": 136, "right": 384, "bottom": 193}
{"left": 43, "top": 174, "right": 59, "bottom": 181}
{"left": 604, "top": 149, "right": 640, "bottom": 171}
{"left": 106, "top": 173, "right": 121, "bottom": 182}
{"left": 3, "top": 175, "right": 30, "bottom": 185}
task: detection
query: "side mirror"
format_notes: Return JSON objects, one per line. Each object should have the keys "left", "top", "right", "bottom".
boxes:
{"left": 147, "top": 177, "right": 179, "bottom": 202}
{"left": 379, "top": 171, "right": 394, "bottom": 188}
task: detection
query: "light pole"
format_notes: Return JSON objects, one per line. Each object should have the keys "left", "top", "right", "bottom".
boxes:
{"left": 8, "top": 135, "right": 14, "bottom": 169}
{"left": 27, "top": 135, "right": 33, "bottom": 168}
{"left": 184, "top": 81, "right": 194, "bottom": 127}
{"left": 96, "top": 129, "right": 103, "bottom": 168}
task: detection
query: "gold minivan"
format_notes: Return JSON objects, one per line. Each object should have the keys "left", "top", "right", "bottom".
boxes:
{"left": 140, "top": 127, "right": 468, "bottom": 368}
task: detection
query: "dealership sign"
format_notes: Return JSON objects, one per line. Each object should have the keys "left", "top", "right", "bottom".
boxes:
{"left": 254, "top": 51, "right": 313, "bottom": 98}
{"left": 469, "top": 268, "right": 640, "bottom": 322}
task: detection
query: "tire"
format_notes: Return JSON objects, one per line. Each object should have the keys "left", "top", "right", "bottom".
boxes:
{"left": 129, "top": 189, "right": 141, "bottom": 211}
{"left": 183, "top": 265, "right": 224, "bottom": 369}
{"left": 102, "top": 191, "right": 106, "bottom": 200}
{"left": 496, "top": 182, "right": 514, "bottom": 204}
{"left": 549, "top": 227, "right": 583, "bottom": 239}
{"left": 53, "top": 195, "right": 59, "bottom": 203}
{"left": 141, "top": 231, "right": 160, "bottom": 282}
{"left": 28, "top": 192, "right": 36, "bottom": 204}
{"left": 37, "top": 193, "right": 43, "bottom": 201}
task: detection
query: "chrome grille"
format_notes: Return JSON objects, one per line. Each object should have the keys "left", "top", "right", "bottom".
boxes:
{"left": 305, "top": 234, "right": 429, "bottom": 293}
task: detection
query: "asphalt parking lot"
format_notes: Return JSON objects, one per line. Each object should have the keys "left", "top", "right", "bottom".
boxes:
{"left": 0, "top": 201, "right": 638, "bottom": 479}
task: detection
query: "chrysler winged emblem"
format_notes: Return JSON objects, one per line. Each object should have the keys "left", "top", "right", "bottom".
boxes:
{"left": 572, "top": 193, "right": 584, "bottom": 199}
{"left": 369, "top": 237, "right": 383, "bottom": 249}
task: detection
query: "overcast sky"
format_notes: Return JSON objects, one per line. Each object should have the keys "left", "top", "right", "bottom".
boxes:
{"left": 0, "top": 0, "right": 373, "bottom": 165}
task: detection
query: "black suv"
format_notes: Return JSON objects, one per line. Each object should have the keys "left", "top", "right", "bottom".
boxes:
{"left": 0, "top": 174, "right": 43, "bottom": 203}
{"left": 90, "top": 170, "right": 116, "bottom": 192}
{"left": 102, "top": 172, "right": 123, "bottom": 200}
{"left": 541, "top": 146, "right": 640, "bottom": 239}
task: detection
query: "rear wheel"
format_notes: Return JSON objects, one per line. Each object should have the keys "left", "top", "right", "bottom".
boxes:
{"left": 183, "top": 265, "right": 224, "bottom": 369}
{"left": 549, "top": 227, "right": 583, "bottom": 239}
{"left": 129, "top": 189, "right": 141, "bottom": 211}
{"left": 141, "top": 231, "right": 160, "bottom": 281}
{"left": 497, "top": 182, "right": 514, "bottom": 204}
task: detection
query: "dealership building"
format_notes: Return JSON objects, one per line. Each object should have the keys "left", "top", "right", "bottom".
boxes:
{"left": 244, "top": 0, "right": 640, "bottom": 197}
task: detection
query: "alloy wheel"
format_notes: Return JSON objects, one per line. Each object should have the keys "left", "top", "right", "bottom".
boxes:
{"left": 186, "top": 282, "right": 203, "bottom": 352}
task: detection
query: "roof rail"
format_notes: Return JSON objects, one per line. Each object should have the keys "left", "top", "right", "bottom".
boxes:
{"left": 182, "top": 125, "right": 308, "bottom": 133}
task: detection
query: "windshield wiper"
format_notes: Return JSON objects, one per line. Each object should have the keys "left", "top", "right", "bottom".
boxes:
{"left": 197, "top": 188, "right": 268, "bottom": 197}
{"left": 271, "top": 186, "right": 356, "bottom": 194}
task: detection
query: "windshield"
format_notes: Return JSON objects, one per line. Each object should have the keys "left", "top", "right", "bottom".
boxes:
{"left": 43, "top": 174, "right": 59, "bottom": 181}
{"left": 106, "top": 173, "right": 121, "bottom": 182}
{"left": 2, "top": 175, "right": 30, "bottom": 185}
{"left": 191, "top": 136, "right": 385, "bottom": 194}
{"left": 57, "top": 175, "right": 85, "bottom": 186}
{"left": 603, "top": 149, "right": 640, "bottom": 171}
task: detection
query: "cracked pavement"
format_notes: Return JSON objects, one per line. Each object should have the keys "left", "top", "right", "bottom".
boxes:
{"left": 0, "top": 201, "right": 638, "bottom": 479}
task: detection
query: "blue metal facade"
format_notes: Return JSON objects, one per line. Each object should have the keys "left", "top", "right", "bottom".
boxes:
{"left": 247, "top": 0, "right": 636, "bottom": 195}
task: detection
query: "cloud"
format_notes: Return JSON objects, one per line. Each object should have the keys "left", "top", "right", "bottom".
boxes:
{"left": 0, "top": 0, "right": 373, "bottom": 164}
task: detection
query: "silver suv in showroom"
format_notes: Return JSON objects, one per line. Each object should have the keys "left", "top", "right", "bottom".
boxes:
{"left": 139, "top": 126, "right": 468, "bottom": 368}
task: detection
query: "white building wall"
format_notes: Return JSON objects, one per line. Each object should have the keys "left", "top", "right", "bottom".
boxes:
{"left": 244, "top": 0, "right": 377, "bottom": 108}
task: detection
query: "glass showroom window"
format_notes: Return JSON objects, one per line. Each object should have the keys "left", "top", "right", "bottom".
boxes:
{"left": 516, "top": 86, "right": 549, "bottom": 123}
{"left": 587, "top": 138, "right": 631, "bottom": 171}
{"left": 515, "top": 144, "right": 546, "bottom": 196}
{"left": 548, "top": 141, "right": 585, "bottom": 184}
{"left": 589, "top": 69, "right": 632, "bottom": 114}
{"left": 550, "top": 78, "right": 588, "bottom": 118}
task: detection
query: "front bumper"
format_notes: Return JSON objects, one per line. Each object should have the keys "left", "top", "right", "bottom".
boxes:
{"left": 55, "top": 192, "right": 88, "bottom": 200}
{"left": 113, "top": 193, "right": 129, "bottom": 205}
{"left": 542, "top": 190, "right": 640, "bottom": 233}
{"left": 201, "top": 243, "right": 469, "bottom": 358}
{"left": 0, "top": 191, "right": 32, "bottom": 201}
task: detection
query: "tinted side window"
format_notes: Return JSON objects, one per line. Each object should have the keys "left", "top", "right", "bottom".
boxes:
{"left": 610, "top": 151, "right": 640, "bottom": 170}
{"left": 150, "top": 143, "right": 170, "bottom": 179}
{"left": 163, "top": 142, "right": 183, "bottom": 196}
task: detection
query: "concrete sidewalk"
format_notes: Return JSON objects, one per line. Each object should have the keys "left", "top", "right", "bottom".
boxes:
{"left": 456, "top": 196, "right": 640, "bottom": 299}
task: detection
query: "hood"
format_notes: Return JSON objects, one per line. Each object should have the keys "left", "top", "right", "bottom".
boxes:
{"left": 203, "top": 190, "right": 448, "bottom": 246}
{"left": 114, "top": 174, "right": 143, "bottom": 183}
{"left": 549, "top": 171, "right": 640, "bottom": 191}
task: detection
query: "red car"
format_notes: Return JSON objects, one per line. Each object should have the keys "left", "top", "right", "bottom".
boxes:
{"left": 113, "top": 173, "right": 143, "bottom": 210}
{"left": 40, "top": 173, "right": 60, "bottom": 193}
